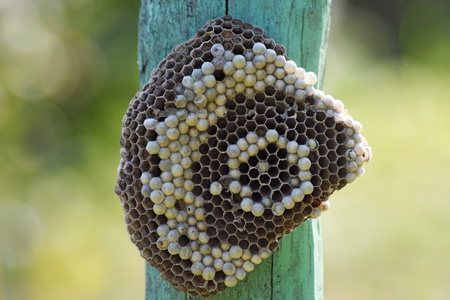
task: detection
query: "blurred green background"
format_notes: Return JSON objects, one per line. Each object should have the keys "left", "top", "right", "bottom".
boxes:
{"left": 0, "top": 0, "right": 449, "bottom": 299}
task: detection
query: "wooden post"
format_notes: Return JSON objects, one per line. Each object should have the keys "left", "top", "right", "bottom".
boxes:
{"left": 139, "top": 1, "right": 331, "bottom": 299}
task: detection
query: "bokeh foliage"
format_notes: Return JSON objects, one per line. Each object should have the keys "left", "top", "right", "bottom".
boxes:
{"left": 0, "top": 0, "right": 142, "bottom": 299}
{"left": 0, "top": 0, "right": 449, "bottom": 299}
{"left": 323, "top": 1, "right": 450, "bottom": 299}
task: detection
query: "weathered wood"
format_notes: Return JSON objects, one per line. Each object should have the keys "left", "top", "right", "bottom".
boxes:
{"left": 139, "top": 1, "right": 331, "bottom": 299}
{"left": 138, "top": 0, "right": 225, "bottom": 88}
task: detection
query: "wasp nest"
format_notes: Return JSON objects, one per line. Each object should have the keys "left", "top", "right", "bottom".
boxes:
{"left": 115, "top": 15, "right": 371, "bottom": 298}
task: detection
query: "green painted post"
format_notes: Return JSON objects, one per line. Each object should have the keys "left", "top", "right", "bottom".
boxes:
{"left": 139, "top": 1, "right": 331, "bottom": 299}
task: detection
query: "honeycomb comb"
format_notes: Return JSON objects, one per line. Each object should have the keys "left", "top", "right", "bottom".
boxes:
{"left": 115, "top": 15, "right": 371, "bottom": 297}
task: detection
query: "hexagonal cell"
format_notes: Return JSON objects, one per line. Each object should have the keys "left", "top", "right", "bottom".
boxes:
{"left": 257, "top": 238, "right": 269, "bottom": 248}
{"left": 319, "top": 157, "right": 330, "bottom": 168}
{"left": 225, "top": 223, "right": 237, "bottom": 235}
{"left": 255, "top": 227, "right": 267, "bottom": 238}
{"left": 223, "top": 212, "right": 234, "bottom": 223}
{"left": 319, "top": 169, "right": 330, "bottom": 180}
{"left": 269, "top": 179, "right": 281, "bottom": 191}
{"left": 129, "top": 209, "right": 139, "bottom": 221}
{"left": 273, "top": 215, "right": 285, "bottom": 227}
{"left": 213, "top": 207, "right": 224, "bottom": 218}
{"left": 172, "top": 265, "right": 183, "bottom": 276}
{"left": 316, "top": 133, "right": 326, "bottom": 144}
{"left": 192, "top": 275, "right": 207, "bottom": 288}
